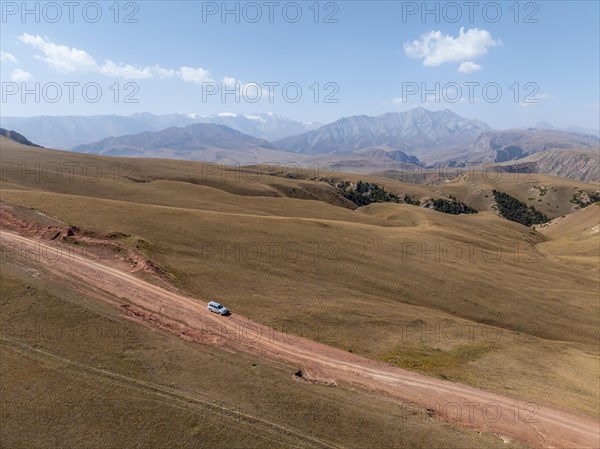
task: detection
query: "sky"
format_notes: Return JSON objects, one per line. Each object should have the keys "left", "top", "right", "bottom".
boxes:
{"left": 1, "top": 1, "right": 599, "bottom": 130}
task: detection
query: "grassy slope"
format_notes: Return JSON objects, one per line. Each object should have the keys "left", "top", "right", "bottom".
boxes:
{"left": 1, "top": 139, "right": 598, "bottom": 422}
{"left": 535, "top": 203, "right": 600, "bottom": 271}
{"left": 373, "top": 167, "right": 598, "bottom": 218}
{"left": 3, "top": 263, "right": 529, "bottom": 449}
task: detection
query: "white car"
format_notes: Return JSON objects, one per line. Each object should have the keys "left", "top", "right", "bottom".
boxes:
{"left": 207, "top": 301, "right": 230, "bottom": 316}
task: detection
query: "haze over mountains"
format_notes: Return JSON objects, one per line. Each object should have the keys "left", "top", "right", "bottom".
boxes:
{"left": 0, "top": 112, "right": 320, "bottom": 149}
{"left": 73, "top": 123, "right": 279, "bottom": 163}
{"left": 274, "top": 108, "right": 599, "bottom": 166}
{"left": 458, "top": 128, "right": 600, "bottom": 163}
{"left": 193, "top": 112, "right": 322, "bottom": 141}
{"left": 274, "top": 108, "right": 492, "bottom": 159}
{"left": 534, "top": 121, "right": 600, "bottom": 137}
{"left": 3, "top": 108, "right": 599, "bottom": 181}
{"left": 1, "top": 113, "right": 190, "bottom": 149}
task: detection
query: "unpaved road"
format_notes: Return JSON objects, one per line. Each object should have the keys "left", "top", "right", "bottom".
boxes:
{"left": 1, "top": 230, "right": 598, "bottom": 449}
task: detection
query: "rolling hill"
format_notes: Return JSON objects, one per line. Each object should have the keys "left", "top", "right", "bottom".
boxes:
{"left": 535, "top": 203, "right": 600, "bottom": 270}
{"left": 1, "top": 136, "right": 598, "bottom": 447}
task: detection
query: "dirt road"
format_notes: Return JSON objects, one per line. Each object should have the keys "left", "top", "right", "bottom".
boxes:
{"left": 1, "top": 230, "right": 598, "bottom": 449}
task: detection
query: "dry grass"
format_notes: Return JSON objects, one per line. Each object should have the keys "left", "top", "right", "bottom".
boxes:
{"left": 1, "top": 139, "right": 598, "bottom": 445}
{"left": 0, "top": 263, "right": 527, "bottom": 449}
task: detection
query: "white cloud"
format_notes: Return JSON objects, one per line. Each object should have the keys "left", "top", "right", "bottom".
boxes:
{"left": 1, "top": 51, "right": 18, "bottom": 64}
{"left": 10, "top": 68, "right": 32, "bottom": 82}
{"left": 17, "top": 33, "right": 181, "bottom": 81}
{"left": 178, "top": 66, "right": 214, "bottom": 84}
{"left": 18, "top": 33, "right": 97, "bottom": 74}
{"left": 99, "top": 60, "right": 153, "bottom": 79}
{"left": 222, "top": 76, "right": 237, "bottom": 86}
{"left": 404, "top": 27, "right": 500, "bottom": 68}
{"left": 153, "top": 66, "right": 176, "bottom": 79}
{"left": 16, "top": 34, "right": 235, "bottom": 87}
{"left": 458, "top": 61, "right": 482, "bottom": 74}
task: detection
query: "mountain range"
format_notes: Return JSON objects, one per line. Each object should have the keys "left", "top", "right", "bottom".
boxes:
{"left": 0, "top": 112, "right": 320, "bottom": 149}
{"left": 3, "top": 108, "right": 599, "bottom": 181}
{"left": 72, "top": 123, "right": 282, "bottom": 164}
{"left": 192, "top": 112, "right": 321, "bottom": 141}
{"left": 464, "top": 128, "right": 600, "bottom": 163}
{"left": 496, "top": 148, "right": 600, "bottom": 183}
{"left": 274, "top": 108, "right": 491, "bottom": 160}
{"left": 274, "top": 109, "right": 599, "bottom": 165}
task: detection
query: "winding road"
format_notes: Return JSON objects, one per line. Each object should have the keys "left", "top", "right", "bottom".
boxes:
{"left": 1, "top": 230, "right": 598, "bottom": 449}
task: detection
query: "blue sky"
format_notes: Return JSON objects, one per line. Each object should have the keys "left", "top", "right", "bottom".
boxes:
{"left": 1, "top": 1, "right": 599, "bottom": 129}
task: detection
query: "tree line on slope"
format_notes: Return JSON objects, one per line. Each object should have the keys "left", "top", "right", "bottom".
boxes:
{"left": 492, "top": 190, "right": 550, "bottom": 226}
{"left": 338, "top": 181, "right": 477, "bottom": 215}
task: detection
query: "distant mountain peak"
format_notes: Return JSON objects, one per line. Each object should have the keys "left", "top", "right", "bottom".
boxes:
{"left": 190, "top": 112, "right": 322, "bottom": 140}
{"left": 534, "top": 121, "right": 556, "bottom": 129}
{"left": 72, "top": 121, "right": 276, "bottom": 158}
{"left": 275, "top": 108, "right": 491, "bottom": 160}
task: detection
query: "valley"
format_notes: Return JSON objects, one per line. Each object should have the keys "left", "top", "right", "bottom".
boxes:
{"left": 2, "top": 2, "right": 599, "bottom": 446}
{"left": 1, "top": 135, "right": 598, "bottom": 448}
